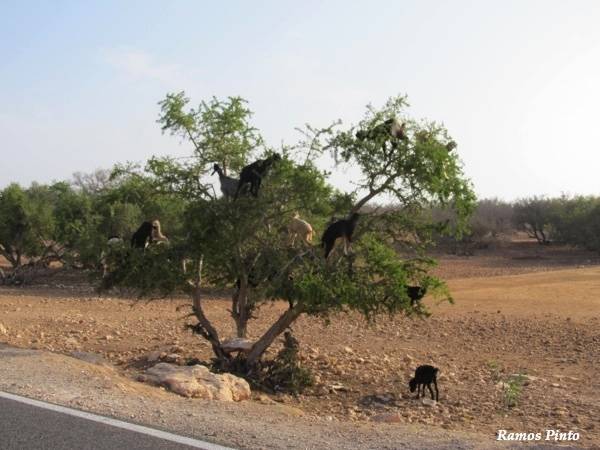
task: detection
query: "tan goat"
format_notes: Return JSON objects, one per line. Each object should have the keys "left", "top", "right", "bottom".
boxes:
{"left": 288, "top": 213, "right": 313, "bottom": 245}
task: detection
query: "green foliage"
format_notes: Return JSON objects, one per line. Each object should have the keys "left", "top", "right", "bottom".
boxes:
{"left": 0, "top": 183, "right": 55, "bottom": 268}
{"left": 503, "top": 373, "right": 526, "bottom": 408}
{"left": 157, "top": 92, "right": 264, "bottom": 174}
{"left": 319, "top": 96, "right": 476, "bottom": 236}
{"left": 99, "top": 92, "right": 475, "bottom": 369}
{"left": 258, "top": 331, "right": 314, "bottom": 394}
{"left": 486, "top": 359, "right": 501, "bottom": 382}
{"left": 513, "top": 196, "right": 555, "bottom": 244}
{"left": 100, "top": 243, "right": 188, "bottom": 296}
{"left": 548, "top": 195, "right": 600, "bottom": 251}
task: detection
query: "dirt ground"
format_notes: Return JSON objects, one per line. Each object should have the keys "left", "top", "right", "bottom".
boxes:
{"left": 1, "top": 238, "right": 599, "bottom": 448}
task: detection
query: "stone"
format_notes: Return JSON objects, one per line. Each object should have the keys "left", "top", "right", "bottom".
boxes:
{"left": 257, "top": 394, "right": 276, "bottom": 405}
{"left": 421, "top": 398, "right": 437, "bottom": 407}
{"left": 145, "top": 363, "right": 250, "bottom": 401}
{"left": 145, "top": 351, "right": 162, "bottom": 363}
{"left": 164, "top": 353, "right": 180, "bottom": 363}
{"left": 71, "top": 351, "right": 111, "bottom": 367}
{"left": 0, "top": 323, "right": 8, "bottom": 335}
{"left": 372, "top": 412, "right": 403, "bottom": 423}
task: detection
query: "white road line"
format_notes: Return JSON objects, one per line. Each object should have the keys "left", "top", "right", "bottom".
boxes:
{"left": 0, "top": 390, "right": 236, "bottom": 450}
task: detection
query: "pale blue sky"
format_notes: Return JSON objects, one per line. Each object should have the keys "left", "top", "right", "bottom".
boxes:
{"left": 2, "top": 1, "right": 600, "bottom": 200}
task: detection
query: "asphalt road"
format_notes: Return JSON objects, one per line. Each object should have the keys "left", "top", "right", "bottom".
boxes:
{"left": 0, "top": 393, "right": 233, "bottom": 450}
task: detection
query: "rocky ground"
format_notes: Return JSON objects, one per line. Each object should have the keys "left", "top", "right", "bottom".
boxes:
{"left": 0, "top": 238, "right": 599, "bottom": 448}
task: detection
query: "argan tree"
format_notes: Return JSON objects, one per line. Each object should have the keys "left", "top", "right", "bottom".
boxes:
{"left": 102, "top": 92, "right": 476, "bottom": 373}
{"left": 0, "top": 183, "right": 65, "bottom": 283}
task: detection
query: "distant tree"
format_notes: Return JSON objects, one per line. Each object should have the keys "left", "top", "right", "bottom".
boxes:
{"left": 71, "top": 169, "right": 115, "bottom": 194}
{"left": 513, "top": 197, "right": 554, "bottom": 244}
{"left": 0, "top": 183, "right": 57, "bottom": 282}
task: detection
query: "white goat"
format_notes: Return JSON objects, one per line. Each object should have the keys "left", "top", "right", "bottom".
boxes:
{"left": 288, "top": 213, "right": 314, "bottom": 245}
{"left": 212, "top": 164, "right": 239, "bottom": 199}
{"left": 151, "top": 220, "right": 169, "bottom": 244}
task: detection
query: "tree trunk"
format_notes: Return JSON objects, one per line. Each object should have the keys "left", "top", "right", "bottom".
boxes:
{"left": 245, "top": 305, "right": 304, "bottom": 367}
{"left": 191, "top": 286, "right": 228, "bottom": 361}
{"left": 232, "top": 277, "right": 249, "bottom": 338}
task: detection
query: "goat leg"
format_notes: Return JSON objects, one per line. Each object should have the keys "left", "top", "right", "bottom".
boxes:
{"left": 427, "top": 383, "right": 435, "bottom": 400}
{"left": 434, "top": 379, "right": 439, "bottom": 401}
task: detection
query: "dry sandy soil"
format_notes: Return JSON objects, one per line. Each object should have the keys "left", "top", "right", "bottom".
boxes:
{"left": 1, "top": 238, "right": 599, "bottom": 448}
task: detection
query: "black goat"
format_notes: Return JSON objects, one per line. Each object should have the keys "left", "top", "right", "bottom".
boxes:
{"left": 409, "top": 365, "right": 439, "bottom": 401}
{"left": 131, "top": 221, "right": 153, "bottom": 249}
{"left": 406, "top": 285, "right": 427, "bottom": 307}
{"left": 356, "top": 117, "right": 407, "bottom": 143}
{"left": 234, "top": 153, "right": 281, "bottom": 199}
{"left": 321, "top": 213, "right": 360, "bottom": 259}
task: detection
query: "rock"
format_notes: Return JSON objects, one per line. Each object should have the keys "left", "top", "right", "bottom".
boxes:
{"left": 256, "top": 394, "right": 276, "bottom": 405}
{"left": 372, "top": 412, "right": 403, "bottom": 423}
{"left": 145, "top": 351, "right": 162, "bottom": 363}
{"left": 421, "top": 398, "right": 437, "bottom": 407}
{"left": 343, "top": 346, "right": 354, "bottom": 354}
{"left": 71, "top": 352, "right": 111, "bottom": 367}
{"left": 145, "top": 363, "right": 250, "bottom": 401}
{"left": 403, "top": 354, "right": 413, "bottom": 363}
{"left": 0, "top": 323, "right": 7, "bottom": 335}
{"left": 221, "top": 338, "right": 253, "bottom": 353}
{"left": 164, "top": 353, "right": 180, "bottom": 363}
{"left": 329, "top": 383, "right": 348, "bottom": 392}
{"left": 274, "top": 404, "right": 305, "bottom": 417}
{"left": 64, "top": 337, "right": 79, "bottom": 346}
{"left": 495, "top": 381, "right": 509, "bottom": 390}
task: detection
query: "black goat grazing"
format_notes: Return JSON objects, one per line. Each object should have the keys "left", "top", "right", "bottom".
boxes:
{"left": 131, "top": 221, "right": 153, "bottom": 248}
{"left": 409, "top": 365, "right": 439, "bottom": 401}
{"left": 234, "top": 153, "right": 281, "bottom": 199}
{"left": 321, "top": 213, "right": 360, "bottom": 259}
{"left": 406, "top": 285, "right": 427, "bottom": 307}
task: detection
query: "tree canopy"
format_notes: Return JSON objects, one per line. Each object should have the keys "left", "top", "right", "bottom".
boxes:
{"left": 100, "top": 92, "right": 476, "bottom": 371}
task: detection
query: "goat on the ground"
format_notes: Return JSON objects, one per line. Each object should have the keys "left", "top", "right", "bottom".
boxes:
{"left": 234, "top": 153, "right": 281, "bottom": 199}
{"left": 321, "top": 213, "right": 360, "bottom": 258}
{"left": 409, "top": 364, "right": 439, "bottom": 401}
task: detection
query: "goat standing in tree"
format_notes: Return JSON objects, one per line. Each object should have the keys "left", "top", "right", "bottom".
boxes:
{"left": 288, "top": 213, "right": 314, "bottom": 246}
{"left": 212, "top": 163, "right": 239, "bottom": 199}
{"left": 406, "top": 285, "right": 427, "bottom": 308}
{"left": 131, "top": 220, "right": 168, "bottom": 249}
{"left": 151, "top": 219, "right": 169, "bottom": 244}
{"left": 131, "top": 221, "right": 153, "bottom": 249}
{"left": 234, "top": 153, "right": 281, "bottom": 199}
{"left": 321, "top": 213, "right": 360, "bottom": 259}
{"left": 356, "top": 117, "right": 407, "bottom": 145}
